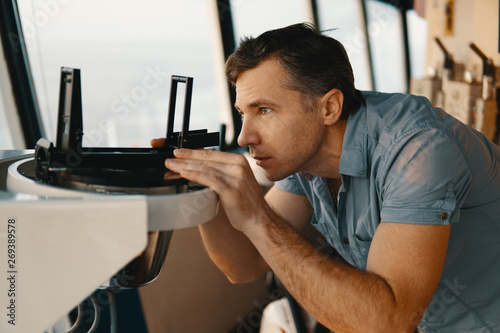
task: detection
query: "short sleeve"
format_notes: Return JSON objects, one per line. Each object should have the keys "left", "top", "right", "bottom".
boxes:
{"left": 379, "top": 129, "right": 472, "bottom": 225}
{"left": 274, "top": 174, "right": 306, "bottom": 196}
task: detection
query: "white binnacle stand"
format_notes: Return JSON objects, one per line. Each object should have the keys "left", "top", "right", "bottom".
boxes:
{"left": 0, "top": 192, "right": 149, "bottom": 333}
{"left": 6, "top": 158, "right": 219, "bottom": 231}
{"left": 0, "top": 153, "right": 218, "bottom": 332}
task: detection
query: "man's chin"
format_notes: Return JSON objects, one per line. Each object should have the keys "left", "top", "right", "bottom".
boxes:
{"left": 263, "top": 169, "right": 292, "bottom": 182}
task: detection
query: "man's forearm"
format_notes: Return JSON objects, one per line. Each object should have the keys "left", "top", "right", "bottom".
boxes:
{"left": 198, "top": 208, "right": 269, "bottom": 284}
{"left": 244, "top": 212, "right": 417, "bottom": 333}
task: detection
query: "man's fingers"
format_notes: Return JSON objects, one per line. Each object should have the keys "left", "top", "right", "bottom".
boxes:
{"left": 165, "top": 158, "right": 238, "bottom": 199}
{"left": 165, "top": 157, "right": 253, "bottom": 192}
{"left": 150, "top": 138, "right": 166, "bottom": 148}
{"left": 163, "top": 170, "right": 182, "bottom": 181}
{"left": 174, "top": 148, "right": 246, "bottom": 165}
{"left": 177, "top": 168, "right": 232, "bottom": 193}
{"left": 166, "top": 158, "right": 227, "bottom": 175}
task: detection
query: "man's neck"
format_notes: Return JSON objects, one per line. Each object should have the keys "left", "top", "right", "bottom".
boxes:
{"left": 302, "top": 119, "right": 347, "bottom": 179}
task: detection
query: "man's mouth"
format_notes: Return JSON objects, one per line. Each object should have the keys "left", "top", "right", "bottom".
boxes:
{"left": 253, "top": 156, "right": 270, "bottom": 167}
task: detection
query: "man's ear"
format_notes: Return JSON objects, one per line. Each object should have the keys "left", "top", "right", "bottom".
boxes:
{"left": 322, "top": 89, "right": 344, "bottom": 126}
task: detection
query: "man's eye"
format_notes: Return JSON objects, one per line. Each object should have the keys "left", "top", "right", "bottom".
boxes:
{"left": 261, "top": 107, "right": 272, "bottom": 115}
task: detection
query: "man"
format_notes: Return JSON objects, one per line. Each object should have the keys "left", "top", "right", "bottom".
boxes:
{"left": 156, "top": 23, "right": 500, "bottom": 332}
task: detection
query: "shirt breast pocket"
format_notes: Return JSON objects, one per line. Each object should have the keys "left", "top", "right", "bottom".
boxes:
{"left": 350, "top": 234, "right": 372, "bottom": 270}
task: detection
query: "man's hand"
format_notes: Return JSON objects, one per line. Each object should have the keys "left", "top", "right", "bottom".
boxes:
{"left": 149, "top": 138, "right": 183, "bottom": 180}
{"left": 164, "top": 148, "right": 272, "bottom": 234}
{"left": 150, "top": 138, "right": 166, "bottom": 148}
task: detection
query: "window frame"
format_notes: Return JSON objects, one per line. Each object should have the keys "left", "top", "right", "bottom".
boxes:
{"left": 0, "top": 0, "right": 44, "bottom": 148}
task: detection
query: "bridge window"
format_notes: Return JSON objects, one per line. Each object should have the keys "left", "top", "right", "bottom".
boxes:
{"left": 17, "top": 1, "right": 222, "bottom": 147}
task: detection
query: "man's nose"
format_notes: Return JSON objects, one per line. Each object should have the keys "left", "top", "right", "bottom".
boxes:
{"left": 237, "top": 119, "right": 260, "bottom": 147}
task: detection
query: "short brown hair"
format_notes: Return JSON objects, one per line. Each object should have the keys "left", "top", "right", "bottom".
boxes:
{"left": 225, "top": 23, "right": 364, "bottom": 119}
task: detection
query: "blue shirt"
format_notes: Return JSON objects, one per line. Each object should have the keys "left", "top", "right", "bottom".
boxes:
{"left": 275, "top": 91, "right": 500, "bottom": 332}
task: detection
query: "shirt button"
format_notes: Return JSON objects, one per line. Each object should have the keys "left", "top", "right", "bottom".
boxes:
{"left": 440, "top": 213, "right": 449, "bottom": 220}
{"left": 343, "top": 238, "right": 350, "bottom": 245}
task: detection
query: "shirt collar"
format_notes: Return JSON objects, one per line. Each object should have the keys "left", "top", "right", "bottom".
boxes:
{"left": 339, "top": 103, "right": 368, "bottom": 178}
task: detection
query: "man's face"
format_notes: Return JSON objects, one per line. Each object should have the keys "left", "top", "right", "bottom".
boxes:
{"left": 235, "top": 58, "right": 328, "bottom": 181}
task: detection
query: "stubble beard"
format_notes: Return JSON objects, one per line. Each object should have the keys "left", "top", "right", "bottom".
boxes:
{"left": 263, "top": 150, "right": 318, "bottom": 182}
